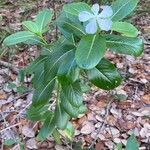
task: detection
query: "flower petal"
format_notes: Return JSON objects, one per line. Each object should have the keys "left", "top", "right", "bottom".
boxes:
{"left": 98, "top": 18, "right": 112, "bottom": 31}
{"left": 85, "top": 19, "right": 97, "bottom": 34}
{"left": 91, "top": 3, "right": 100, "bottom": 15}
{"left": 79, "top": 11, "right": 94, "bottom": 22}
{"left": 98, "top": 5, "right": 113, "bottom": 18}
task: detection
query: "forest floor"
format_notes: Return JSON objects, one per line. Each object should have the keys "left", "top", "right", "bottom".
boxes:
{"left": 0, "top": 0, "right": 150, "bottom": 150}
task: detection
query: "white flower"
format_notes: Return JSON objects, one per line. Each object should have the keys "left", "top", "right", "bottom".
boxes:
{"left": 79, "top": 3, "right": 113, "bottom": 34}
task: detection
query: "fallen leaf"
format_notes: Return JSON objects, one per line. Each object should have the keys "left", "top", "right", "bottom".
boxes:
{"left": 95, "top": 141, "right": 106, "bottom": 150}
{"left": 0, "top": 91, "right": 7, "bottom": 100}
{"left": 141, "top": 94, "right": 150, "bottom": 104}
{"left": 97, "top": 101, "right": 107, "bottom": 108}
{"left": 22, "top": 125, "right": 35, "bottom": 137}
{"left": 26, "top": 138, "right": 38, "bottom": 149}
{"left": 81, "top": 122, "right": 95, "bottom": 134}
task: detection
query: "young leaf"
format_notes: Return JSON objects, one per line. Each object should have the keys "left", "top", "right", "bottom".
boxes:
{"left": 63, "top": 2, "right": 91, "bottom": 16}
{"left": 126, "top": 134, "right": 139, "bottom": 150}
{"left": 63, "top": 122, "right": 75, "bottom": 140}
{"left": 22, "top": 21, "right": 39, "bottom": 33}
{"left": 35, "top": 9, "right": 53, "bottom": 34}
{"left": 4, "top": 139, "right": 16, "bottom": 146}
{"left": 37, "top": 114, "right": 55, "bottom": 141}
{"left": 3, "top": 31, "right": 36, "bottom": 46}
{"left": 112, "top": 22, "right": 139, "bottom": 37}
{"left": 61, "top": 81, "right": 83, "bottom": 108}
{"left": 87, "top": 58, "right": 122, "bottom": 90}
{"left": 112, "top": 0, "right": 139, "bottom": 21}
{"left": 52, "top": 129, "right": 61, "bottom": 145}
{"left": 76, "top": 35, "right": 106, "bottom": 69}
{"left": 105, "top": 34, "right": 144, "bottom": 57}
{"left": 54, "top": 103, "right": 70, "bottom": 130}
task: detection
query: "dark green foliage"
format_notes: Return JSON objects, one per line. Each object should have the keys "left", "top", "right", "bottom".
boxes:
{"left": 3, "top": 0, "right": 143, "bottom": 143}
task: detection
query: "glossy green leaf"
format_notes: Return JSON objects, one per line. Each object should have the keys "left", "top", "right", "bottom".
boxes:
{"left": 35, "top": 9, "right": 53, "bottom": 33}
{"left": 22, "top": 21, "right": 39, "bottom": 33}
{"left": 54, "top": 103, "right": 70, "bottom": 130}
{"left": 105, "top": 34, "right": 144, "bottom": 57}
{"left": 57, "top": 50, "right": 80, "bottom": 84}
{"left": 61, "top": 81, "right": 83, "bottom": 108}
{"left": 116, "top": 143, "right": 122, "bottom": 150}
{"left": 76, "top": 35, "right": 106, "bottom": 69}
{"left": 63, "top": 122, "right": 75, "bottom": 140}
{"left": 63, "top": 2, "right": 91, "bottom": 16}
{"left": 26, "top": 56, "right": 48, "bottom": 74}
{"left": 112, "top": 0, "right": 139, "bottom": 21}
{"left": 126, "top": 134, "right": 139, "bottom": 150}
{"left": 60, "top": 93, "right": 79, "bottom": 118}
{"left": 32, "top": 76, "right": 56, "bottom": 107}
{"left": 78, "top": 105, "right": 88, "bottom": 114}
{"left": 87, "top": 58, "right": 122, "bottom": 90}
{"left": 37, "top": 114, "right": 55, "bottom": 141}
{"left": 112, "top": 22, "right": 139, "bottom": 37}
{"left": 44, "top": 45, "right": 75, "bottom": 82}
{"left": 27, "top": 105, "right": 50, "bottom": 121}
{"left": 56, "top": 13, "right": 86, "bottom": 38}
{"left": 3, "top": 31, "right": 37, "bottom": 46}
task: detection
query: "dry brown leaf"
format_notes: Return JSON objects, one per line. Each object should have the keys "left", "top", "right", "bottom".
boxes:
{"left": 95, "top": 141, "right": 106, "bottom": 150}
{"left": 81, "top": 122, "right": 95, "bottom": 134}
{"left": 106, "top": 115, "right": 117, "bottom": 126}
{"left": 22, "top": 125, "right": 35, "bottom": 137}
{"left": 97, "top": 101, "right": 107, "bottom": 108}
{"left": 141, "top": 94, "right": 150, "bottom": 104}
{"left": 78, "top": 116, "right": 87, "bottom": 125}
{"left": 117, "top": 101, "right": 132, "bottom": 109}
{"left": 26, "top": 138, "right": 38, "bottom": 149}
{"left": 0, "top": 91, "right": 7, "bottom": 100}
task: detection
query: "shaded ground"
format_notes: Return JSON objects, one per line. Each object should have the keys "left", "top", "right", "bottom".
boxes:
{"left": 0, "top": 0, "right": 150, "bottom": 149}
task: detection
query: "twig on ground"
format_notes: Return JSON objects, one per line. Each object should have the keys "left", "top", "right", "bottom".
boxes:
{"left": 0, "top": 60, "right": 19, "bottom": 73}
{"left": 0, "top": 123, "right": 21, "bottom": 133}
{"left": 89, "top": 99, "right": 113, "bottom": 149}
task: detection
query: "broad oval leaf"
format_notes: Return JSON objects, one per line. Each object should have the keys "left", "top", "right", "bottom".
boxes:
{"left": 63, "top": 2, "right": 91, "bottom": 16}
{"left": 112, "top": 21, "right": 139, "bottom": 37}
{"left": 76, "top": 35, "right": 106, "bottom": 69}
{"left": 32, "top": 77, "right": 56, "bottom": 107}
{"left": 57, "top": 50, "right": 80, "bottom": 84}
{"left": 3, "top": 31, "right": 37, "bottom": 46}
{"left": 105, "top": 34, "right": 144, "bottom": 57}
{"left": 54, "top": 103, "right": 70, "bottom": 130}
{"left": 61, "top": 81, "right": 83, "bottom": 108}
{"left": 22, "top": 21, "right": 39, "bottom": 33}
{"left": 56, "top": 13, "right": 86, "bottom": 38}
{"left": 37, "top": 114, "right": 55, "bottom": 141}
{"left": 35, "top": 9, "right": 53, "bottom": 34}
{"left": 126, "top": 134, "right": 139, "bottom": 150}
{"left": 87, "top": 58, "right": 122, "bottom": 90}
{"left": 60, "top": 93, "right": 79, "bottom": 118}
{"left": 27, "top": 105, "right": 50, "bottom": 121}
{"left": 112, "top": 0, "right": 139, "bottom": 21}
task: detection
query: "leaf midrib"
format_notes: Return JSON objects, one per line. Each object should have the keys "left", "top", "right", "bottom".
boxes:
{"left": 112, "top": 0, "right": 131, "bottom": 19}
{"left": 86, "top": 35, "right": 97, "bottom": 59}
